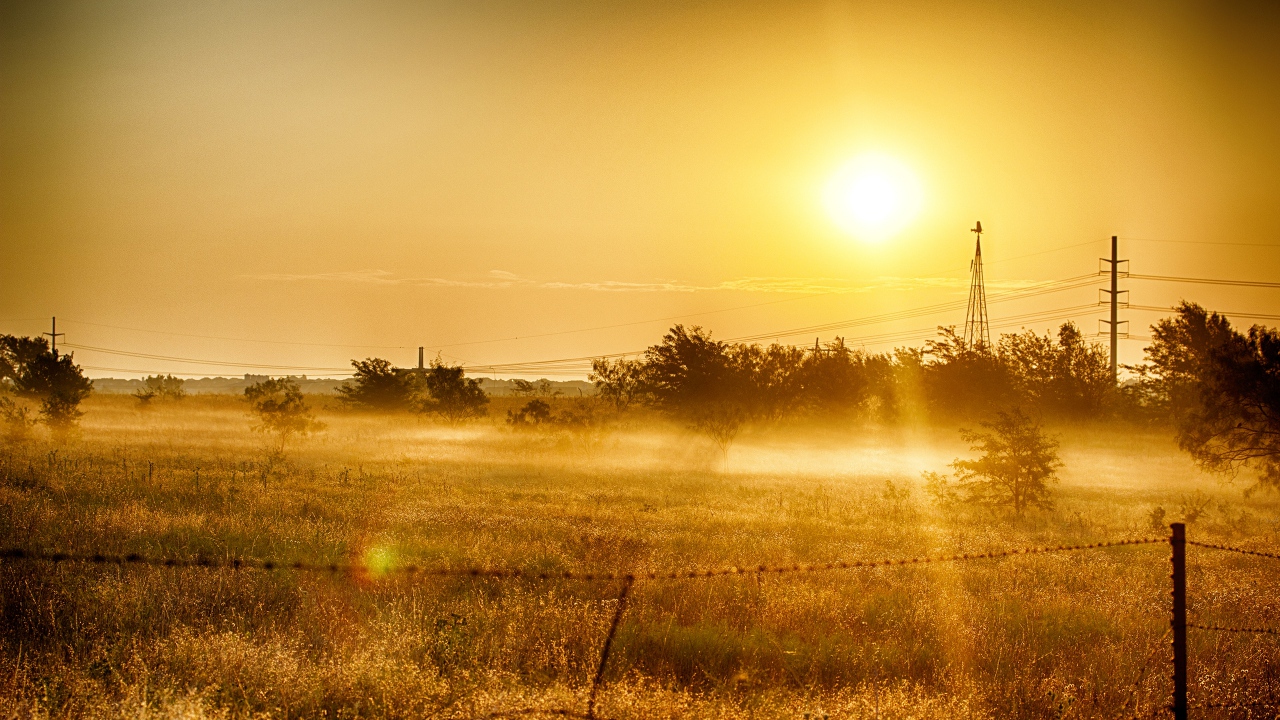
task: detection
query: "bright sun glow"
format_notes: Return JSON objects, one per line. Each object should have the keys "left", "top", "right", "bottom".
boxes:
{"left": 823, "top": 154, "right": 923, "bottom": 242}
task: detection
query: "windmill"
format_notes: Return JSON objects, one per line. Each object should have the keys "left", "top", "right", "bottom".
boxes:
{"left": 962, "top": 221, "right": 991, "bottom": 351}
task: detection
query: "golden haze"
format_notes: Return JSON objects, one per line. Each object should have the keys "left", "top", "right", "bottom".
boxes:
{"left": 1, "top": 1, "right": 1278, "bottom": 376}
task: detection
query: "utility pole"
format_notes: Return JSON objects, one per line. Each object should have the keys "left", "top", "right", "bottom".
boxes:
{"left": 963, "top": 221, "right": 991, "bottom": 351}
{"left": 418, "top": 346, "right": 424, "bottom": 372}
{"left": 1100, "top": 236, "right": 1128, "bottom": 384}
{"left": 43, "top": 317, "right": 65, "bottom": 358}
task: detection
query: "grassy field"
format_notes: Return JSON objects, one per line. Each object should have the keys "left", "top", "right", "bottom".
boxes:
{"left": 2, "top": 394, "right": 1278, "bottom": 719}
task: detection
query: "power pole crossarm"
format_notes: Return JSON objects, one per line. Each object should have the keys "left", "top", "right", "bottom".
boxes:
{"left": 43, "top": 316, "right": 65, "bottom": 359}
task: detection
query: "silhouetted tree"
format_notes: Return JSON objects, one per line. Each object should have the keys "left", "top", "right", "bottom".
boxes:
{"left": 0, "top": 335, "right": 93, "bottom": 432}
{"left": 735, "top": 342, "right": 806, "bottom": 421}
{"left": 1000, "top": 322, "right": 1112, "bottom": 417}
{"left": 926, "top": 407, "right": 1061, "bottom": 516}
{"left": 244, "top": 377, "right": 322, "bottom": 453}
{"left": 134, "top": 374, "right": 186, "bottom": 407}
{"left": 506, "top": 399, "right": 553, "bottom": 428}
{"left": 338, "top": 358, "right": 419, "bottom": 411}
{"left": 418, "top": 359, "right": 488, "bottom": 424}
{"left": 1136, "top": 302, "right": 1280, "bottom": 492}
{"left": 590, "top": 357, "right": 646, "bottom": 411}
{"left": 919, "top": 327, "right": 1014, "bottom": 418}
{"left": 641, "top": 325, "right": 755, "bottom": 456}
{"left": 798, "top": 338, "right": 898, "bottom": 418}
{"left": 510, "top": 379, "right": 561, "bottom": 398}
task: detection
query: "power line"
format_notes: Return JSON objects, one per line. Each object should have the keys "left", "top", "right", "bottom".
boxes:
{"left": 422, "top": 240, "right": 1105, "bottom": 352}
{"left": 1127, "top": 305, "right": 1280, "bottom": 322}
{"left": 1122, "top": 237, "right": 1280, "bottom": 249}
{"left": 63, "top": 273, "right": 1102, "bottom": 377}
{"left": 55, "top": 319, "right": 408, "bottom": 350}
{"left": 6, "top": 239, "right": 1106, "bottom": 359}
{"left": 727, "top": 274, "right": 1100, "bottom": 343}
{"left": 1127, "top": 274, "right": 1280, "bottom": 289}
{"left": 62, "top": 343, "right": 352, "bottom": 372}
{"left": 79, "top": 365, "right": 355, "bottom": 378}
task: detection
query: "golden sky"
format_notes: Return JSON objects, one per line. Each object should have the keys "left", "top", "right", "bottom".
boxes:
{"left": 2, "top": 0, "right": 1278, "bottom": 378}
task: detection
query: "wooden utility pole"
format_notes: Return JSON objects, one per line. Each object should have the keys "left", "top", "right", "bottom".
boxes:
{"left": 43, "top": 317, "right": 65, "bottom": 358}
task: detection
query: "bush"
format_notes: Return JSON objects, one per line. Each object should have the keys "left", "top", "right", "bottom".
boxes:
{"left": 244, "top": 377, "right": 323, "bottom": 453}
{"left": 134, "top": 374, "right": 186, "bottom": 407}
{"left": 1132, "top": 302, "right": 1280, "bottom": 493}
{"left": 418, "top": 359, "right": 488, "bottom": 424}
{"left": 0, "top": 335, "right": 93, "bottom": 433}
{"left": 338, "top": 358, "right": 419, "bottom": 411}
{"left": 925, "top": 408, "right": 1062, "bottom": 516}
{"left": 507, "top": 399, "right": 553, "bottom": 428}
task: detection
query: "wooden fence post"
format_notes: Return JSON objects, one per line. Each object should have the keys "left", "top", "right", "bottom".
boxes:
{"left": 1171, "top": 522, "right": 1187, "bottom": 720}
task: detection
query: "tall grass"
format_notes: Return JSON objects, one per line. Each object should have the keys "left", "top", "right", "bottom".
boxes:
{"left": 1, "top": 395, "right": 1277, "bottom": 718}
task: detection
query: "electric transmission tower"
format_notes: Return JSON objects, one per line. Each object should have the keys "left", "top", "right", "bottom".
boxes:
{"left": 963, "top": 221, "right": 991, "bottom": 351}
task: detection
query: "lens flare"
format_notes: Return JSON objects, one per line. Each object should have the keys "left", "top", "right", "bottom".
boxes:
{"left": 363, "top": 545, "right": 396, "bottom": 577}
{"left": 823, "top": 154, "right": 923, "bottom": 243}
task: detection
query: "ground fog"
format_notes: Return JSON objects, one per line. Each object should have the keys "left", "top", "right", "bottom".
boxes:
{"left": 1, "top": 396, "right": 1278, "bottom": 719}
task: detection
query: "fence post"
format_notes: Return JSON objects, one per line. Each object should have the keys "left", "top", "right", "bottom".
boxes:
{"left": 1171, "top": 522, "right": 1187, "bottom": 720}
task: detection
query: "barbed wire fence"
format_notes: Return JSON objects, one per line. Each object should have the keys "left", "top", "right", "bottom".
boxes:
{"left": 2, "top": 526, "right": 1278, "bottom": 719}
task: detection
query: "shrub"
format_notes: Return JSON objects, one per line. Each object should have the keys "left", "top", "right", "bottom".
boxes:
{"left": 338, "top": 358, "right": 419, "bottom": 411}
{"left": 134, "top": 374, "right": 186, "bottom": 407}
{"left": 507, "top": 399, "right": 553, "bottom": 428}
{"left": 418, "top": 359, "right": 488, "bottom": 424}
{"left": 1133, "top": 302, "right": 1280, "bottom": 493}
{"left": 925, "top": 408, "right": 1062, "bottom": 516}
{"left": 0, "top": 335, "right": 93, "bottom": 433}
{"left": 244, "top": 377, "right": 323, "bottom": 453}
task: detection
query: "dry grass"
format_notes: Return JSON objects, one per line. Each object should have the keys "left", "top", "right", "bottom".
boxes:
{"left": 1, "top": 394, "right": 1278, "bottom": 719}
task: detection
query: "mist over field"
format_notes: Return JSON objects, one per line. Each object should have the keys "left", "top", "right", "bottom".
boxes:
{"left": 2, "top": 381, "right": 1279, "bottom": 718}
{"left": 4, "top": 1, "right": 1280, "bottom": 717}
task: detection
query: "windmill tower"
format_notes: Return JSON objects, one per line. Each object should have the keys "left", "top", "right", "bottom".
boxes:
{"left": 962, "top": 221, "right": 991, "bottom": 351}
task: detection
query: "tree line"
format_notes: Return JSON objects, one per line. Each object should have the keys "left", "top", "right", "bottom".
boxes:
{"left": 2, "top": 300, "right": 1276, "bottom": 494}
{"left": 588, "top": 321, "right": 1112, "bottom": 453}
{"left": 590, "top": 304, "right": 1280, "bottom": 491}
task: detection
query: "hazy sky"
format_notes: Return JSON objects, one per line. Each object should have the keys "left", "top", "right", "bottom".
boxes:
{"left": 2, "top": 0, "right": 1278, "bottom": 378}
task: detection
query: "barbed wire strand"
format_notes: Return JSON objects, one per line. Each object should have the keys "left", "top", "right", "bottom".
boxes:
{"left": 587, "top": 576, "right": 634, "bottom": 720}
{"left": 1194, "top": 700, "right": 1280, "bottom": 710}
{"left": 474, "top": 710, "right": 595, "bottom": 719}
{"left": 1189, "top": 622, "right": 1280, "bottom": 636}
{"left": 1187, "top": 540, "right": 1280, "bottom": 562}
{"left": 0, "top": 538, "right": 1165, "bottom": 581}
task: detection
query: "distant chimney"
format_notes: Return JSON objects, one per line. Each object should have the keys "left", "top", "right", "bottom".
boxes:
{"left": 418, "top": 346, "right": 424, "bottom": 371}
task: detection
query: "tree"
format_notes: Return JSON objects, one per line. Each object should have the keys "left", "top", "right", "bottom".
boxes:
{"left": 919, "top": 327, "right": 1014, "bottom": 418}
{"left": 1137, "top": 302, "right": 1280, "bottom": 492}
{"left": 590, "top": 357, "right": 646, "bottom": 411}
{"left": 928, "top": 408, "right": 1062, "bottom": 516}
{"left": 641, "top": 325, "right": 755, "bottom": 457}
{"left": 506, "top": 399, "right": 553, "bottom": 428}
{"left": 1000, "top": 322, "right": 1112, "bottom": 417}
{"left": 244, "top": 377, "right": 322, "bottom": 453}
{"left": 510, "top": 379, "right": 561, "bottom": 398}
{"left": 798, "top": 338, "right": 898, "bottom": 418}
{"left": 338, "top": 358, "right": 419, "bottom": 411}
{"left": 134, "top": 374, "right": 186, "bottom": 407}
{"left": 418, "top": 359, "right": 488, "bottom": 424}
{"left": 0, "top": 335, "right": 93, "bottom": 432}
{"left": 0, "top": 392, "right": 36, "bottom": 442}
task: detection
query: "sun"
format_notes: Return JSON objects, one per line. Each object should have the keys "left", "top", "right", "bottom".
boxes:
{"left": 823, "top": 154, "right": 922, "bottom": 242}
